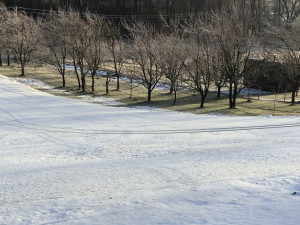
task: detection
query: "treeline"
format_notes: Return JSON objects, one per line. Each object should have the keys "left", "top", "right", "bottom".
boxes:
{"left": 0, "top": 1, "right": 300, "bottom": 109}
{"left": 0, "top": 0, "right": 299, "bottom": 22}
{"left": 0, "top": 0, "right": 217, "bottom": 15}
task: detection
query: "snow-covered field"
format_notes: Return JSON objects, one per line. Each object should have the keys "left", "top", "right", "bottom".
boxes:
{"left": 0, "top": 74, "right": 300, "bottom": 225}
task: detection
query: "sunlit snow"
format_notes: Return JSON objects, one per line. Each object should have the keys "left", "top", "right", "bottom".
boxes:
{"left": 0, "top": 75, "right": 299, "bottom": 225}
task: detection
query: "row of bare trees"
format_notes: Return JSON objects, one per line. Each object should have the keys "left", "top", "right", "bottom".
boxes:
{"left": 0, "top": 1, "right": 300, "bottom": 108}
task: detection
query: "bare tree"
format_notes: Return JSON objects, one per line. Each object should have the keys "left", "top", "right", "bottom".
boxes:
{"left": 267, "top": 21, "right": 300, "bottom": 104}
{"left": 105, "top": 21, "right": 126, "bottom": 91}
{"left": 0, "top": 4, "right": 6, "bottom": 67}
{"left": 65, "top": 9, "right": 92, "bottom": 92}
{"left": 212, "top": 51, "right": 227, "bottom": 98}
{"left": 272, "top": 0, "right": 300, "bottom": 25}
{"left": 85, "top": 13, "right": 106, "bottom": 92}
{"left": 159, "top": 16, "right": 186, "bottom": 98}
{"left": 126, "top": 21, "right": 164, "bottom": 102}
{"left": 42, "top": 9, "right": 70, "bottom": 87}
{"left": 5, "top": 8, "right": 42, "bottom": 76}
{"left": 0, "top": 5, "right": 13, "bottom": 67}
{"left": 157, "top": 34, "right": 185, "bottom": 105}
{"left": 248, "top": 0, "right": 269, "bottom": 33}
{"left": 179, "top": 14, "right": 216, "bottom": 108}
{"left": 212, "top": 4, "right": 254, "bottom": 109}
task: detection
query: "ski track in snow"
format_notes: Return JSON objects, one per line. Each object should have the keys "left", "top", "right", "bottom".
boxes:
{"left": 0, "top": 75, "right": 300, "bottom": 225}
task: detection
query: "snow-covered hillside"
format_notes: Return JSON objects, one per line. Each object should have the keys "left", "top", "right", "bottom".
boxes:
{"left": 0, "top": 75, "right": 299, "bottom": 225}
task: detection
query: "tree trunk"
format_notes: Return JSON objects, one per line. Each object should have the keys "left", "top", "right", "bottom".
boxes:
{"left": 173, "top": 89, "right": 177, "bottom": 105}
{"left": 169, "top": 81, "right": 174, "bottom": 94}
{"left": 291, "top": 88, "right": 297, "bottom": 105}
{"left": 92, "top": 73, "right": 95, "bottom": 92}
{"left": 7, "top": 52, "right": 10, "bottom": 66}
{"left": 117, "top": 75, "right": 120, "bottom": 90}
{"left": 133, "top": 0, "right": 138, "bottom": 13}
{"left": 21, "top": 64, "right": 25, "bottom": 76}
{"left": 200, "top": 95, "right": 206, "bottom": 108}
{"left": 148, "top": 87, "right": 152, "bottom": 102}
{"left": 62, "top": 74, "right": 66, "bottom": 87}
{"left": 217, "top": 85, "right": 221, "bottom": 98}
{"left": 0, "top": 53, "right": 2, "bottom": 66}
{"left": 200, "top": 91, "right": 208, "bottom": 108}
{"left": 72, "top": 57, "right": 81, "bottom": 89}
{"left": 138, "top": 0, "right": 142, "bottom": 14}
{"left": 106, "top": 78, "right": 109, "bottom": 95}
{"left": 81, "top": 75, "right": 85, "bottom": 92}
{"left": 62, "top": 57, "right": 66, "bottom": 87}
{"left": 165, "top": 0, "right": 170, "bottom": 14}
{"left": 122, "top": 0, "right": 126, "bottom": 13}
{"left": 147, "top": 0, "right": 153, "bottom": 13}
{"left": 109, "top": 0, "right": 112, "bottom": 13}
{"left": 229, "top": 82, "right": 234, "bottom": 109}
{"left": 232, "top": 83, "right": 238, "bottom": 109}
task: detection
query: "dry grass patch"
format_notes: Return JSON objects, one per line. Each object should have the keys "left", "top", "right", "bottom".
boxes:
{"left": 1, "top": 61, "right": 300, "bottom": 116}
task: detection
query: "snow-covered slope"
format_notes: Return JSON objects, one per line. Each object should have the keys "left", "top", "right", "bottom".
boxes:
{"left": 0, "top": 75, "right": 299, "bottom": 225}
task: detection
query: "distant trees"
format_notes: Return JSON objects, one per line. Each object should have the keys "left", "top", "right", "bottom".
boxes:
{"left": 0, "top": 0, "right": 300, "bottom": 108}
{"left": 4, "top": 8, "right": 42, "bottom": 76}
{"left": 268, "top": 20, "right": 300, "bottom": 105}
{"left": 0, "top": 3, "right": 6, "bottom": 67}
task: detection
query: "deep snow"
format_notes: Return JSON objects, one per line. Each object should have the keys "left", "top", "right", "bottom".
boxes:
{"left": 0, "top": 75, "right": 300, "bottom": 225}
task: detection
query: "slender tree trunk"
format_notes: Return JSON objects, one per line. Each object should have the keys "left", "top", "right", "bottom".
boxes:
{"left": 200, "top": 95, "right": 206, "bottom": 108}
{"left": 148, "top": 87, "right": 152, "bottom": 102}
{"left": 0, "top": 53, "right": 2, "bottom": 66}
{"left": 291, "top": 87, "right": 297, "bottom": 105}
{"left": 138, "top": 0, "right": 142, "bottom": 14}
{"left": 21, "top": 64, "right": 25, "bottom": 76}
{"left": 169, "top": 81, "right": 174, "bottom": 94}
{"left": 62, "top": 74, "right": 66, "bottom": 87}
{"left": 80, "top": 63, "right": 86, "bottom": 92}
{"left": 7, "top": 52, "right": 10, "bottom": 66}
{"left": 133, "top": 0, "right": 138, "bottom": 14}
{"left": 72, "top": 56, "right": 81, "bottom": 89}
{"left": 109, "top": 0, "right": 112, "bottom": 13}
{"left": 117, "top": 75, "right": 120, "bottom": 90}
{"left": 232, "top": 83, "right": 238, "bottom": 109}
{"left": 106, "top": 77, "right": 109, "bottom": 95}
{"left": 147, "top": 0, "right": 153, "bottom": 13}
{"left": 173, "top": 89, "right": 177, "bottom": 105}
{"left": 217, "top": 85, "right": 221, "bottom": 98}
{"left": 122, "top": 0, "right": 126, "bottom": 13}
{"left": 200, "top": 91, "right": 208, "bottom": 108}
{"left": 92, "top": 72, "right": 95, "bottom": 92}
{"left": 166, "top": 0, "right": 170, "bottom": 14}
{"left": 81, "top": 74, "right": 85, "bottom": 92}
{"left": 62, "top": 57, "right": 66, "bottom": 87}
{"left": 130, "top": 75, "right": 133, "bottom": 98}
{"left": 114, "top": 61, "right": 120, "bottom": 90}
{"left": 229, "top": 82, "right": 234, "bottom": 109}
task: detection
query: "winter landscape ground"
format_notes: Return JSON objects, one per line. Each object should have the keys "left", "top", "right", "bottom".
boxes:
{"left": 0, "top": 74, "right": 300, "bottom": 225}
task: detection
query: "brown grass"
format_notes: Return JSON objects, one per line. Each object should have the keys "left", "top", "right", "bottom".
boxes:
{"left": 1, "top": 61, "right": 300, "bottom": 116}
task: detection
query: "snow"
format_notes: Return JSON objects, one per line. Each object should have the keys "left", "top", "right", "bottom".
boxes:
{"left": 64, "top": 64, "right": 172, "bottom": 91}
{"left": 14, "top": 77, "right": 53, "bottom": 90}
{"left": 0, "top": 74, "right": 300, "bottom": 225}
{"left": 222, "top": 88, "right": 272, "bottom": 96}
